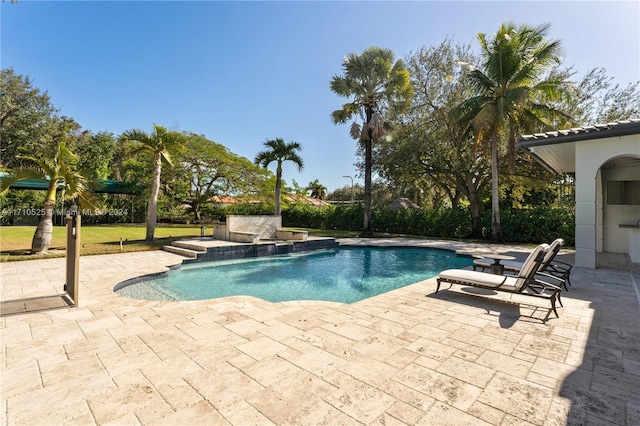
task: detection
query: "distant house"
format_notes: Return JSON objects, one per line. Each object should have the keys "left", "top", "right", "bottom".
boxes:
{"left": 208, "top": 195, "right": 257, "bottom": 207}
{"left": 388, "top": 197, "right": 420, "bottom": 211}
{"left": 285, "top": 194, "right": 330, "bottom": 207}
{"left": 209, "top": 194, "right": 329, "bottom": 208}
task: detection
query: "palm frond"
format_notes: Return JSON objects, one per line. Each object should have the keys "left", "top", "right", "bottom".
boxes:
{"left": 350, "top": 122, "right": 362, "bottom": 140}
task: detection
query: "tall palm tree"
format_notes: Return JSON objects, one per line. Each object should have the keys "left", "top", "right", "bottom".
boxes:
{"left": 330, "top": 46, "right": 412, "bottom": 237}
{"left": 307, "top": 179, "right": 327, "bottom": 200}
{"left": 0, "top": 141, "right": 93, "bottom": 253}
{"left": 254, "top": 138, "right": 304, "bottom": 216}
{"left": 121, "top": 124, "right": 186, "bottom": 241}
{"left": 452, "top": 22, "right": 571, "bottom": 241}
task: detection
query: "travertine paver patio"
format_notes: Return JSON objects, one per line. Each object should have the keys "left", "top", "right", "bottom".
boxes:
{"left": 1, "top": 238, "right": 639, "bottom": 425}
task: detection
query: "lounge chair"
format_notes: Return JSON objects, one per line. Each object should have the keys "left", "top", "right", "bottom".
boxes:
{"left": 472, "top": 238, "right": 572, "bottom": 290}
{"left": 436, "top": 243, "right": 563, "bottom": 317}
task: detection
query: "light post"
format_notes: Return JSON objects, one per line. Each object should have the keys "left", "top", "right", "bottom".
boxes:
{"left": 343, "top": 175, "right": 354, "bottom": 204}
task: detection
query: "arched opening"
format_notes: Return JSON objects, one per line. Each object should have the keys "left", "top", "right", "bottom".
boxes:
{"left": 596, "top": 155, "right": 640, "bottom": 263}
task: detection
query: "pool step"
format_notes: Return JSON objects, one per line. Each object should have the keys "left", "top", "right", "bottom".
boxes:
{"left": 163, "top": 244, "right": 205, "bottom": 259}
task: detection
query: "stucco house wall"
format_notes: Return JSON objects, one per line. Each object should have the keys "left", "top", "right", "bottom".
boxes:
{"left": 574, "top": 134, "right": 640, "bottom": 267}
{"left": 518, "top": 120, "right": 640, "bottom": 269}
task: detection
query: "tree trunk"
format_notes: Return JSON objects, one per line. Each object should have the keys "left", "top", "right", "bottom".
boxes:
{"left": 31, "top": 200, "right": 55, "bottom": 254}
{"left": 275, "top": 162, "right": 282, "bottom": 216}
{"left": 146, "top": 152, "right": 162, "bottom": 241}
{"left": 490, "top": 132, "right": 502, "bottom": 241}
{"left": 466, "top": 174, "right": 482, "bottom": 238}
{"left": 193, "top": 203, "right": 201, "bottom": 223}
{"left": 360, "top": 109, "right": 374, "bottom": 237}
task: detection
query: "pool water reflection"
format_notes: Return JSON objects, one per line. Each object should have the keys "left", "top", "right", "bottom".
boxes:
{"left": 115, "top": 247, "right": 473, "bottom": 303}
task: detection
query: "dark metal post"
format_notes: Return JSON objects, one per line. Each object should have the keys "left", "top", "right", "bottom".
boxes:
{"left": 65, "top": 205, "right": 81, "bottom": 307}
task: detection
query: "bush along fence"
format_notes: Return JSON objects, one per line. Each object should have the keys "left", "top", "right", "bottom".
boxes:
{"left": 282, "top": 204, "right": 575, "bottom": 247}
{"left": 1, "top": 200, "right": 575, "bottom": 246}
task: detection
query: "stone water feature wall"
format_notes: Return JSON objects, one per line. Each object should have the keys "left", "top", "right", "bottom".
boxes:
{"left": 213, "top": 215, "right": 308, "bottom": 243}
{"left": 213, "top": 215, "right": 281, "bottom": 243}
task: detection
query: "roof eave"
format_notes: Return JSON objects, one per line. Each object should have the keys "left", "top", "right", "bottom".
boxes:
{"left": 517, "top": 120, "right": 640, "bottom": 149}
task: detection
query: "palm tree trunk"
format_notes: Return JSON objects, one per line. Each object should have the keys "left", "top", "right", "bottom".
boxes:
{"left": 31, "top": 200, "right": 55, "bottom": 254}
{"left": 275, "top": 163, "right": 282, "bottom": 216}
{"left": 490, "top": 133, "right": 502, "bottom": 241}
{"left": 146, "top": 152, "right": 162, "bottom": 241}
{"left": 361, "top": 109, "right": 374, "bottom": 237}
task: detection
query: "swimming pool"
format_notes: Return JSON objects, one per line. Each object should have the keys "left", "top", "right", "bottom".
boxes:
{"left": 115, "top": 247, "right": 472, "bottom": 303}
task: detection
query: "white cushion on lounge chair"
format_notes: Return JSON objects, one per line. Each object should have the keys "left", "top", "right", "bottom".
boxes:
{"left": 436, "top": 244, "right": 563, "bottom": 317}
{"left": 438, "top": 269, "right": 519, "bottom": 291}
{"left": 439, "top": 243, "right": 549, "bottom": 292}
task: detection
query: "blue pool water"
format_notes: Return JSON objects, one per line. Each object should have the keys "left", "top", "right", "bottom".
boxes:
{"left": 115, "top": 247, "right": 472, "bottom": 303}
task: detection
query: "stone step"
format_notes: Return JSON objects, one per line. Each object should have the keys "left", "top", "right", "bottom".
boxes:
{"left": 163, "top": 245, "right": 204, "bottom": 259}
{"left": 172, "top": 241, "right": 210, "bottom": 252}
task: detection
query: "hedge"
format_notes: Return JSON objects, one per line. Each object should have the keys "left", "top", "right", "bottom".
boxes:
{"left": 282, "top": 204, "right": 575, "bottom": 246}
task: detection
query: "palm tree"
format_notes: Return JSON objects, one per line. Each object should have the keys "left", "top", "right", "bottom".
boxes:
{"left": 0, "top": 141, "right": 93, "bottom": 253}
{"left": 254, "top": 138, "right": 304, "bottom": 216}
{"left": 307, "top": 179, "right": 327, "bottom": 200}
{"left": 452, "top": 23, "right": 571, "bottom": 241}
{"left": 121, "top": 124, "right": 186, "bottom": 241}
{"left": 330, "top": 46, "right": 412, "bottom": 237}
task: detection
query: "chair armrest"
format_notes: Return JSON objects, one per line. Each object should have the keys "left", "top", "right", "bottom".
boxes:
{"left": 549, "top": 260, "right": 572, "bottom": 270}
{"left": 536, "top": 271, "right": 566, "bottom": 283}
{"left": 532, "top": 277, "right": 562, "bottom": 292}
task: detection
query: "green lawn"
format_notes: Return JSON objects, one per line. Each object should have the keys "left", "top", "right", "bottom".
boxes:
{"left": 0, "top": 224, "right": 360, "bottom": 262}
{"left": 0, "top": 224, "right": 206, "bottom": 261}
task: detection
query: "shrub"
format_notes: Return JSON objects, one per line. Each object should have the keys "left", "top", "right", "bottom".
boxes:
{"left": 282, "top": 204, "right": 575, "bottom": 245}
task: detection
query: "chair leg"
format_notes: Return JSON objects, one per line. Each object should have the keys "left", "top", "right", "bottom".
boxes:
{"left": 550, "top": 294, "right": 559, "bottom": 318}
{"left": 436, "top": 279, "right": 441, "bottom": 293}
{"left": 557, "top": 292, "right": 563, "bottom": 307}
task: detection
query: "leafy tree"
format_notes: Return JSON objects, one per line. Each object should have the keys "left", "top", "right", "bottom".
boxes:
{"left": 452, "top": 23, "right": 572, "bottom": 241}
{"left": 290, "top": 179, "right": 309, "bottom": 196}
{"left": 330, "top": 46, "right": 413, "bottom": 237}
{"left": 0, "top": 68, "right": 61, "bottom": 167}
{"left": 254, "top": 138, "right": 304, "bottom": 216}
{"left": 307, "top": 179, "right": 327, "bottom": 200}
{"left": 328, "top": 184, "right": 363, "bottom": 204}
{"left": 121, "top": 124, "right": 186, "bottom": 240}
{"left": 166, "top": 133, "right": 271, "bottom": 222}
{"left": 381, "top": 40, "right": 493, "bottom": 236}
{"left": 569, "top": 67, "right": 640, "bottom": 124}
{"left": 0, "top": 141, "right": 94, "bottom": 253}
{"left": 75, "top": 131, "right": 117, "bottom": 180}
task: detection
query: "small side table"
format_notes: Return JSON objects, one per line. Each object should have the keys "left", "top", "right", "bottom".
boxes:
{"left": 481, "top": 253, "right": 516, "bottom": 275}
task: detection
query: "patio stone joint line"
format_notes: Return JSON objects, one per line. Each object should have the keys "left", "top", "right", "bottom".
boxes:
{"left": 139, "top": 368, "right": 177, "bottom": 413}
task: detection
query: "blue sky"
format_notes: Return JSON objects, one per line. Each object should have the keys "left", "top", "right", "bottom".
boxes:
{"left": 2, "top": 1, "right": 639, "bottom": 192}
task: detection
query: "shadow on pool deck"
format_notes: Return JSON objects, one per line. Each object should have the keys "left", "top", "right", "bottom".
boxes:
{"left": 1, "top": 294, "right": 73, "bottom": 317}
{"left": 1, "top": 238, "right": 639, "bottom": 424}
